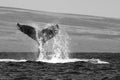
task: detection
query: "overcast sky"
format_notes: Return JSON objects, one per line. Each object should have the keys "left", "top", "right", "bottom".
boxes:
{"left": 0, "top": 0, "right": 120, "bottom": 18}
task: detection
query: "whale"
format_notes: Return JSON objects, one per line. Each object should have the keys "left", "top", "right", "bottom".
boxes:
{"left": 17, "top": 23, "right": 59, "bottom": 45}
{"left": 16, "top": 23, "right": 59, "bottom": 59}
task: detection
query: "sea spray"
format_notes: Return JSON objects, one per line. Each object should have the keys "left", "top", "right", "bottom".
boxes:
{"left": 36, "top": 23, "right": 109, "bottom": 64}
{"left": 37, "top": 24, "right": 71, "bottom": 63}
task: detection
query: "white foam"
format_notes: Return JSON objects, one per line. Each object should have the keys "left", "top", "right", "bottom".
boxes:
{"left": 0, "top": 58, "right": 109, "bottom": 64}
{"left": 87, "top": 58, "right": 109, "bottom": 64}
{"left": 0, "top": 59, "right": 27, "bottom": 62}
{"left": 37, "top": 58, "right": 109, "bottom": 64}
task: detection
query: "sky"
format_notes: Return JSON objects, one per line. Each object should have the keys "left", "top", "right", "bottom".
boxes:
{"left": 0, "top": 0, "right": 120, "bottom": 18}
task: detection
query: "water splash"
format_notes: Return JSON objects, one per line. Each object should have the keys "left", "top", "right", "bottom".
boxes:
{"left": 35, "top": 23, "right": 109, "bottom": 64}
{"left": 37, "top": 24, "right": 71, "bottom": 63}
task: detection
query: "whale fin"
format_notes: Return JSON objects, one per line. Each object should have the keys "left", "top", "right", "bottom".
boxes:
{"left": 16, "top": 23, "right": 37, "bottom": 41}
{"left": 38, "top": 24, "right": 59, "bottom": 43}
{"left": 16, "top": 23, "right": 59, "bottom": 45}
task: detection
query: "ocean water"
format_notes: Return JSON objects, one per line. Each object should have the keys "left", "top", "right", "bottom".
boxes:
{"left": 0, "top": 52, "right": 120, "bottom": 80}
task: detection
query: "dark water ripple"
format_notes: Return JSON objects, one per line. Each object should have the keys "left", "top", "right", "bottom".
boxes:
{"left": 0, "top": 53, "right": 120, "bottom": 80}
{"left": 0, "top": 61, "right": 119, "bottom": 80}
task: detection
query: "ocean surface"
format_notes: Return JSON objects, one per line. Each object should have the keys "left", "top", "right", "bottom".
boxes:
{"left": 0, "top": 52, "right": 120, "bottom": 80}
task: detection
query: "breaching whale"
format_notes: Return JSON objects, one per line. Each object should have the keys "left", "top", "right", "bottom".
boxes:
{"left": 16, "top": 23, "right": 59, "bottom": 58}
